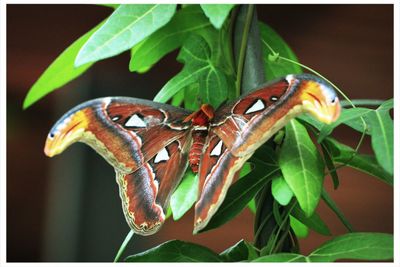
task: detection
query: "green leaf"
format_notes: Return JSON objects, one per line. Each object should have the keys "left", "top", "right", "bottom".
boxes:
{"left": 291, "top": 203, "right": 331, "bottom": 236}
{"left": 253, "top": 253, "right": 307, "bottom": 262}
{"left": 199, "top": 159, "right": 280, "bottom": 232}
{"left": 200, "top": 4, "right": 235, "bottom": 29}
{"left": 271, "top": 175, "right": 293, "bottom": 206}
{"left": 324, "top": 137, "right": 392, "bottom": 185}
{"left": 23, "top": 21, "right": 104, "bottom": 109}
{"left": 98, "top": 4, "right": 119, "bottom": 9}
{"left": 279, "top": 119, "right": 324, "bottom": 216}
{"left": 253, "top": 233, "right": 393, "bottom": 262}
{"left": 366, "top": 100, "right": 393, "bottom": 175}
{"left": 154, "top": 35, "right": 228, "bottom": 108}
{"left": 219, "top": 240, "right": 258, "bottom": 262}
{"left": 75, "top": 4, "right": 177, "bottom": 66}
{"left": 165, "top": 205, "right": 172, "bottom": 219}
{"left": 129, "top": 5, "right": 212, "bottom": 73}
{"left": 239, "top": 162, "right": 253, "bottom": 177}
{"left": 247, "top": 198, "right": 257, "bottom": 213}
{"left": 259, "top": 22, "right": 302, "bottom": 80}
{"left": 308, "top": 233, "right": 393, "bottom": 262}
{"left": 377, "top": 98, "right": 393, "bottom": 111}
{"left": 184, "top": 83, "right": 201, "bottom": 111}
{"left": 297, "top": 114, "right": 324, "bottom": 131}
{"left": 290, "top": 215, "right": 309, "bottom": 238}
{"left": 125, "top": 240, "right": 222, "bottom": 262}
{"left": 171, "top": 88, "right": 184, "bottom": 107}
{"left": 170, "top": 172, "right": 198, "bottom": 221}
{"left": 321, "top": 188, "right": 353, "bottom": 232}
{"left": 317, "top": 107, "right": 372, "bottom": 142}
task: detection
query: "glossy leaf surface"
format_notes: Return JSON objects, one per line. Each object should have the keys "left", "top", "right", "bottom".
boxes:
{"left": 170, "top": 172, "right": 198, "bottom": 220}
{"left": 75, "top": 4, "right": 176, "bottom": 66}
{"left": 129, "top": 5, "right": 212, "bottom": 73}
{"left": 154, "top": 35, "right": 228, "bottom": 108}
{"left": 279, "top": 119, "right": 324, "bottom": 217}
{"left": 200, "top": 4, "right": 235, "bottom": 29}
{"left": 125, "top": 240, "right": 222, "bottom": 262}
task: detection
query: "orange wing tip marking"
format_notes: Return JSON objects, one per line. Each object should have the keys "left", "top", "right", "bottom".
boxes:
{"left": 300, "top": 81, "right": 341, "bottom": 124}
{"left": 44, "top": 110, "right": 89, "bottom": 157}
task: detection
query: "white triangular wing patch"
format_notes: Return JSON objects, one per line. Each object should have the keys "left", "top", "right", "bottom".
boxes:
{"left": 245, "top": 99, "right": 265, "bottom": 114}
{"left": 154, "top": 148, "right": 170, "bottom": 163}
{"left": 210, "top": 140, "right": 223, "bottom": 156}
{"left": 125, "top": 114, "right": 146, "bottom": 128}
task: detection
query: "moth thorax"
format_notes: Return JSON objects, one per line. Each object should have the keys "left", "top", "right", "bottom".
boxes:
{"left": 189, "top": 130, "right": 208, "bottom": 173}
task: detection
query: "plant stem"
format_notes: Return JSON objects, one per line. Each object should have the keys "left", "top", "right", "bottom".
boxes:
{"left": 235, "top": 4, "right": 254, "bottom": 97}
{"left": 113, "top": 230, "right": 134, "bottom": 262}
{"left": 340, "top": 99, "right": 385, "bottom": 107}
{"left": 321, "top": 189, "right": 354, "bottom": 232}
{"left": 269, "top": 201, "right": 296, "bottom": 254}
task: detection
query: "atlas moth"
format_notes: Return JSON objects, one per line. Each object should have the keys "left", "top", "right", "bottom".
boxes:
{"left": 44, "top": 73, "right": 341, "bottom": 235}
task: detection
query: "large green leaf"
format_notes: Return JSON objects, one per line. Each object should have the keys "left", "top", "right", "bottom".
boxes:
{"left": 271, "top": 175, "right": 293, "bottom": 206}
{"left": 200, "top": 4, "right": 235, "bottom": 29}
{"left": 23, "top": 21, "right": 104, "bottom": 109}
{"left": 279, "top": 119, "right": 324, "bottom": 216}
{"left": 366, "top": 99, "right": 393, "bottom": 175}
{"left": 219, "top": 240, "right": 258, "bottom": 262}
{"left": 125, "top": 240, "right": 222, "bottom": 262}
{"left": 253, "top": 233, "right": 393, "bottom": 262}
{"left": 154, "top": 35, "right": 228, "bottom": 108}
{"left": 308, "top": 233, "right": 393, "bottom": 262}
{"left": 259, "top": 22, "right": 302, "bottom": 80}
{"left": 199, "top": 159, "right": 280, "bottom": 233}
{"left": 291, "top": 203, "right": 331, "bottom": 236}
{"left": 75, "top": 4, "right": 177, "bottom": 66}
{"left": 129, "top": 5, "right": 212, "bottom": 73}
{"left": 323, "top": 137, "right": 392, "bottom": 185}
{"left": 170, "top": 171, "right": 198, "bottom": 221}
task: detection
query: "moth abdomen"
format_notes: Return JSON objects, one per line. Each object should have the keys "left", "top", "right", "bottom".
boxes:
{"left": 189, "top": 130, "right": 208, "bottom": 173}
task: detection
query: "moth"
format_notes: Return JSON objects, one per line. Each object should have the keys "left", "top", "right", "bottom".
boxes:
{"left": 44, "top": 74, "right": 341, "bottom": 235}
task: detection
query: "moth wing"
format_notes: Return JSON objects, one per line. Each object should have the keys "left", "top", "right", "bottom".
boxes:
{"left": 194, "top": 133, "right": 252, "bottom": 233}
{"left": 48, "top": 97, "right": 192, "bottom": 235}
{"left": 116, "top": 133, "right": 191, "bottom": 235}
{"left": 194, "top": 78, "right": 292, "bottom": 232}
{"left": 64, "top": 97, "right": 192, "bottom": 173}
{"left": 211, "top": 78, "right": 293, "bottom": 157}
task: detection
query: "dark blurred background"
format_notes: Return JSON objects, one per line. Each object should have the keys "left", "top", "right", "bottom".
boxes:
{"left": 7, "top": 4, "right": 393, "bottom": 262}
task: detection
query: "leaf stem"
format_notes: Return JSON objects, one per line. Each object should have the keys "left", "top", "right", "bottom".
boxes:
{"left": 113, "top": 230, "right": 134, "bottom": 262}
{"left": 321, "top": 188, "right": 354, "bottom": 232}
{"left": 269, "top": 201, "right": 296, "bottom": 254}
{"left": 235, "top": 4, "right": 254, "bottom": 97}
{"left": 340, "top": 99, "right": 385, "bottom": 107}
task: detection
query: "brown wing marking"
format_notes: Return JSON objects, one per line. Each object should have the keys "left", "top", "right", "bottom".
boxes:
{"left": 60, "top": 97, "right": 190, "bottom": 174}
{"left": 194, "top": 133, "right": 252, "bottom": 233}
{"left": 211, "top": 78, "right": 304, "bottom": 157}
{"left": 116, "top": 135, "right": 190, "bottom": 236}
